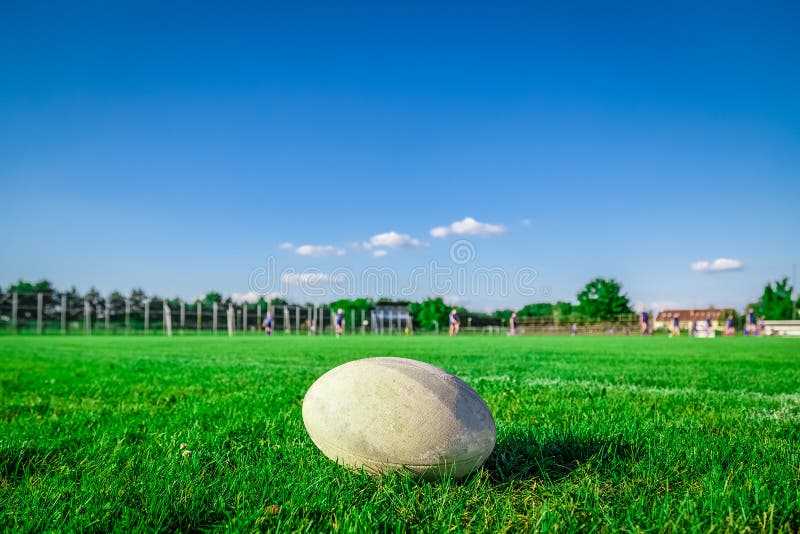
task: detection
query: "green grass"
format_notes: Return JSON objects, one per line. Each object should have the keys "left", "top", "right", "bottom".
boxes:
{"left": 1, "top": 335, "right": 799, "bottom": 532}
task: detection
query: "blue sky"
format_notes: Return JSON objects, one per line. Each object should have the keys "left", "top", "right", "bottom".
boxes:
{"left": 1, "top": 1, "right": 798, "bottom": 311}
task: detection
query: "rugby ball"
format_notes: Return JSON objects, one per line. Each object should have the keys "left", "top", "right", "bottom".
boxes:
{"left": 302, "top": 357, "right": 495, "bottom": 480}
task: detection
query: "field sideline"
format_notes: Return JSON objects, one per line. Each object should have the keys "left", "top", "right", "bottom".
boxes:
{"left": 1, "top": 335, "right": 799, "bottom": 532}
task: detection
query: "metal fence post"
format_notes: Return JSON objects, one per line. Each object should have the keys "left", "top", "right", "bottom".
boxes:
{"left": 11, "top": 292, "right": 18, "bottom": 332}
{"left": 361, "top": 309, "right": 365, "bottom": 335}
{"left": 284, "top": 305, "right": 289, "bottom": 333}
{"left": 243, "top": 303, "right": 248, "bottom": 333}
{"left": 180, "top": 301, "right": 185, "bottom": 333}
{"left": 212, "top": 302, "right": 218, "bottom": 334}
{"left": 84, "top": 299, "right": 91, "bottom": 335}
{"left": 125, "top": 299, "right": 131, "bottom": 333}
{"left": 197, "top": 302, "right": 202, "bottom": 334}
{"left": 144, "top": 300, "right": 150, "bottom": 334}
{"left": 105, "top": 298, "right": 110, "bottom": 333}
{"left": 61, "top": 294, "right": 67, "bottom": 334}
{"left": 37, "top": 292, "right": 43, "bottom": 334}
{"left": 295, "top": 306, "right": 300, "bottom": 333}
{"left": 226, "top": 304, "right": 233, "bottom": 336}
{"left": 164, "top": 302, "right": 173, "bottom": 337}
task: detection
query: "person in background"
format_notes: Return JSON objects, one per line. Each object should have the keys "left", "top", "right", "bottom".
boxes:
{"left": 262, "top": 311, "right": 273, "bottom": 336}
{"left": 640, "top": 309, "right": 650, "bottom": 335}
{"left": 449, "top": 309, "right": 460, "bottom": 336}
{"left": 706, "top": 314, "right": 714, "bottom": 336}
{"left": 745, "top": 307, "right": 756, "bottom": 336}
{"left": 509, "top": 312, "right": 518, "bottom": 336}
{"left": 724, "top": 314, "right": 735, "bottom": 336}
{"left": 335, "top": 308, "right": 345, "bottom": 337}
{"left": 571, "top": 323, "right": 578, "bottom": 336}
{"left": 671, "top": 315, "right": 681, "bottom": 337}
{"left": 757, "top": 315, "right": 766, "bottom": 336}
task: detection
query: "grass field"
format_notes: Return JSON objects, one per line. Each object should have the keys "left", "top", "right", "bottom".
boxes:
{"left": 1, "top": 335, "right": 799, "bottom": 532}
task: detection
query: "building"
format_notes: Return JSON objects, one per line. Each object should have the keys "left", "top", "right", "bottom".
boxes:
{"left": 654, "top": 309, "right": 725, "bottom": 330}
{"left": 372, "top": 301, "right": 412, "bottom": 333}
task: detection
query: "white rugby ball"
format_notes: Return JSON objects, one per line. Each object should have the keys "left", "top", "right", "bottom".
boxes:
{"left": 302, "top": 357, "right": 495, "bottom": 480}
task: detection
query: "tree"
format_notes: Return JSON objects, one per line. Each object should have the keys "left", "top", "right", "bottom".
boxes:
{"left": 492, "top": 309, "right": 514, "bottom": 323}
{"left": 128, "top": 288, "right": 147, "bottom": 327}
{"left": 756, "top": 278, "right": 795, "bottom": 320}
{"left": 109, "top": 291, "right": 127, "bottom": 325}
{"left": 330, "top": 298, "right": 373, "bottom": 312}
{"left": 518, "top": 303, "right": 553, "bottom": 318}
{"left": 408, "top": 298, "right": 450, "bottom": 331}
{"left": 328, "top": 298, "right": 374, "bottom": 328}
{"left": 576, "top": 278, "right": 633, "bottom": 321}
{"left": 129, "top": 288, "right": 147, "bottom": 308}
{"left": 202, "top": 292, "right": 223, "bottom": 306}
{"left": 63, "top": 286, "right": 84, "bottom": 315}
{"left": 9, "top": 279, "right": 55, "bottom": 309}
{"left": 165, "top": 297, "right": 182, "bottom": 309}
{"left": 84, "top": 287, "right": 102, "bottom": 308}
{"left": 552, "top": 301, "right": 574, "bottom": 325}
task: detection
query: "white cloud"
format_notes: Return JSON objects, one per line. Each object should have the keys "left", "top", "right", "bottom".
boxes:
{"left": 443, "top": 295, "right": 469, "bottom": 307}
{"left": 295, "top": 244, "right": 346, "bottom": 257}
{"left": 230, "top": 291, "right": 281, "bottom": 304}
{"left": 430, "top": 217, "right": 506, "bottom": 238}
{"left": 429, "top": 226, "right": 449, "bottom": 238}
{"left": 691, "top": 258, "right": 743, "bottom": 272}
{"left": 281, "top": 272, "right": 334, "bottom": 284}
{"left": 363, "top": 231, "right": 425, "bottom": 249}
{"left": 372, "top": 249, "right": 388, "bottom": 257}
{"left": 231, "top": 291, "right": 261, "bottom": 304}
{"left": 633, "top": 300, "right": 683, "bottom": 311}
{"left": 278, "top": 242, "right": 294, "bottom": 250}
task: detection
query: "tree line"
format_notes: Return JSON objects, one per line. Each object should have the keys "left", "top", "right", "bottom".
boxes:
{"left": 0, "top": 277, "right": 796, "bottom": 331}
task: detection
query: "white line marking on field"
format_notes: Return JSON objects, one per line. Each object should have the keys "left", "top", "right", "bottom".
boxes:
{"left": 469, "top": 375, "right": 800, "bottom": 406}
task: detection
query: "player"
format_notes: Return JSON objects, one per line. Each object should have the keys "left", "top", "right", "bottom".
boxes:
{"left": 262, "top": 311, "right": 273, "bottom": 336}
{"left": 745, "top": 307, "right": 756, "bottom": 336}
{"left": 570, "top": 323, "right": 578, "bottom": 336}
{"left": 449, "top": 309, "right": 460, "bottom": 336}
{"left": 509, "top": 312, "right": 518, "bottom": 336}
{"left": 639, "top": 309, "right": 650, "bottom": 335}
{"left": 670, "top": 315, "right": 681, "bottom": 337}
{"left": 335, "top": 308, "right": 345, "bottom": 337}
{"left": 724, "top": 314, "right": 735, "bottom": 336}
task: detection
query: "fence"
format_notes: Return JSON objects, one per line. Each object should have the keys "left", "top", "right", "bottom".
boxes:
{"left": 516, "top": 314, "right": 641, "bottom": 336}
{"left": 0, "top": 293, "right": 423, "bottom": 336}
{"left": 0, "top": 292, "right": 649, "bottom": 336}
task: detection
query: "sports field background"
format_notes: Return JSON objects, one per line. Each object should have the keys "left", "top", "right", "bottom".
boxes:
{"left": 1, "top": 335, "right": 798, "bottom": 531}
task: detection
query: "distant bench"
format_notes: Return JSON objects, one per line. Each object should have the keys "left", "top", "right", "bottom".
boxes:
{"left": 763, "top": 320, "right": 800, "bottom": 336}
